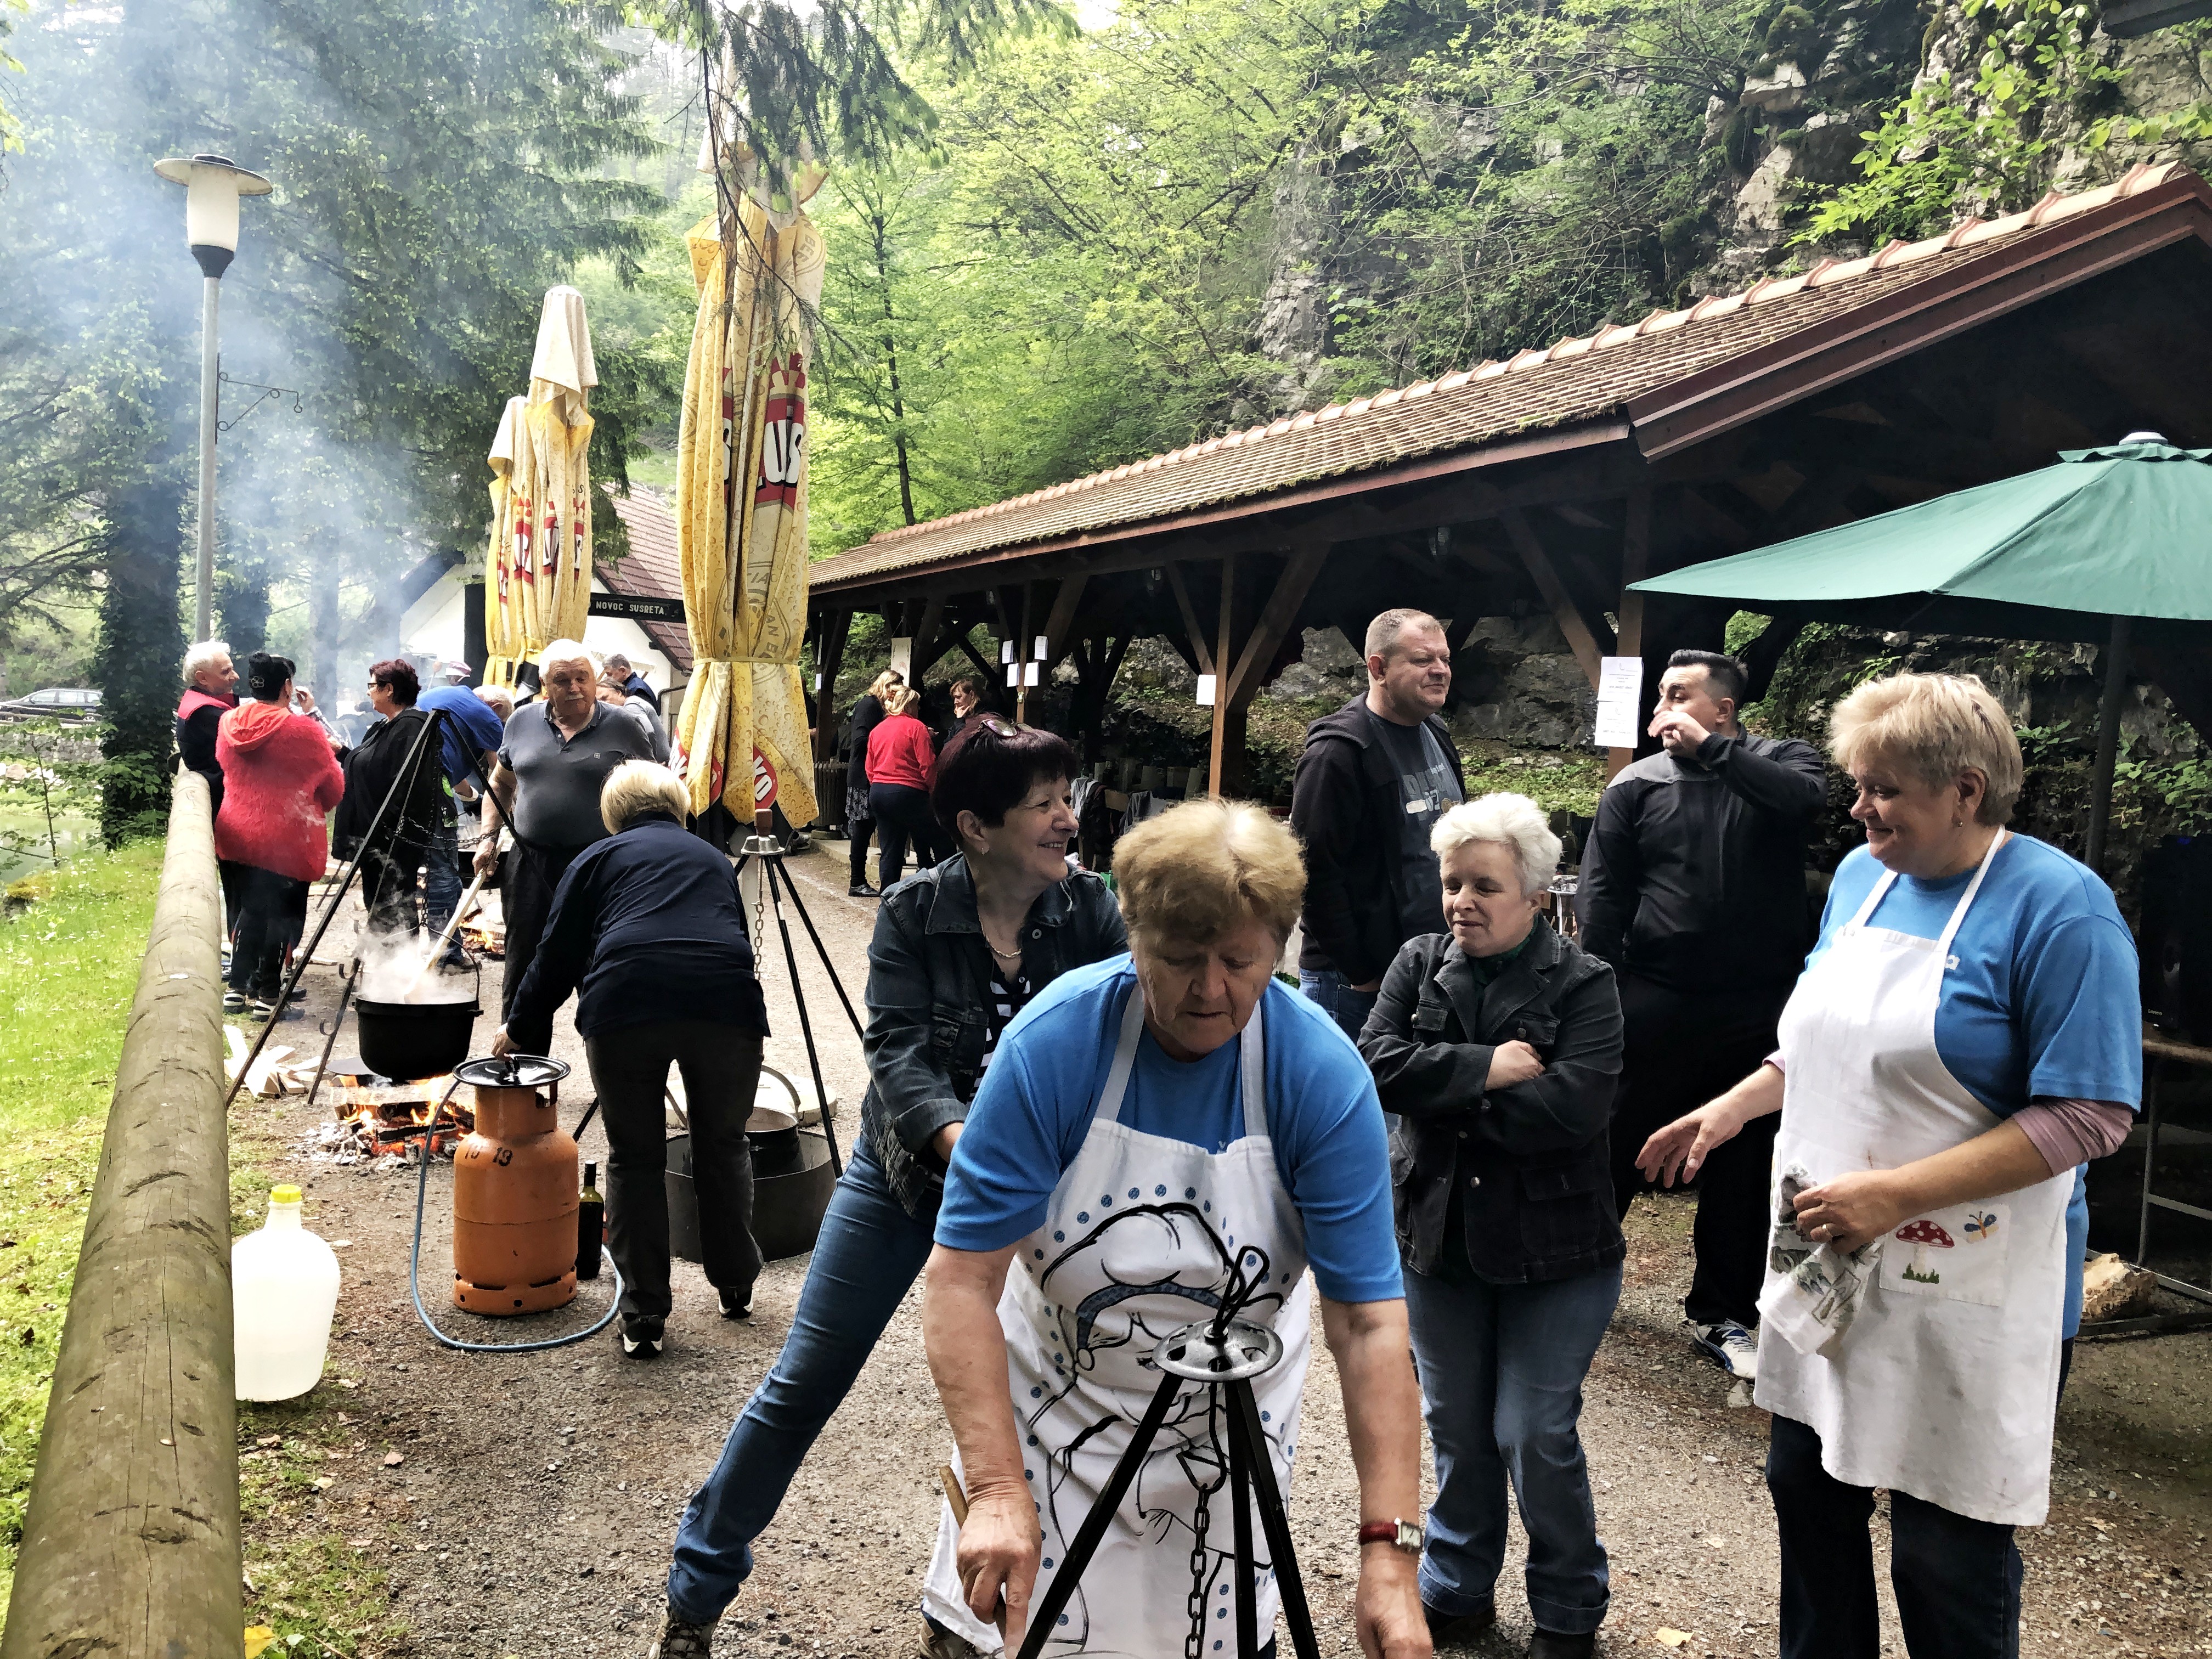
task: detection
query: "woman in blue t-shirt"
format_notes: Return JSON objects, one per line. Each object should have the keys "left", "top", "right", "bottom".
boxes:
{"left": 1639, "top": 672, "right": 2139, "bottom": 1659}
{"left": 923, "top": 799, "right": 1428, "bottom": 1659}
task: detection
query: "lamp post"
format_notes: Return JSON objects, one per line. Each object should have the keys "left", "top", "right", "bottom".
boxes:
{"left": 153, "top": 153, "right": 273, "bottom": 642}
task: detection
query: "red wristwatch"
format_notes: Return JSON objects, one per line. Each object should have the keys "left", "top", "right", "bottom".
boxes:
{"left": 1357, "top": 1517, "right": 1422, "bottom": 1553}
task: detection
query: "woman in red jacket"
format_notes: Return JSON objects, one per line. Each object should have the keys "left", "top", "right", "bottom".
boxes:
{"left": 216, "top": 652, "right": 345, "bottom": 1017}
{"left": 865, "top": 685, "right": 942, "bottom": 889}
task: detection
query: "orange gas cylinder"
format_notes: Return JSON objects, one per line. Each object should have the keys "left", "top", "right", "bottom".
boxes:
{"left": 450, "top": 1055, "right": 579, "bottom": 1315}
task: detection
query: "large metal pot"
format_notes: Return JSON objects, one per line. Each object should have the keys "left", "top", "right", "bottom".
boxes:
{"left": 352, "top": 996, "right": 481, "bottom": 1082}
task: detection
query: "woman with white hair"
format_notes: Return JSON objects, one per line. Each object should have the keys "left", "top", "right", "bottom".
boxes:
{"left": 1358, "top": 792, "right": 1624, "bottom": 1659}
{"left": 1639, "top": 674, "right": 2140, "bottom": 1659}
{"left": 495, "top": 761, "right": 767, "bottom": 1359}
{"left": 474, "top": 638, "right": 658, "bottom": 1053}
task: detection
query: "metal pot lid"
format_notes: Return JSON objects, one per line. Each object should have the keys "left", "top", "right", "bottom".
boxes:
{"left": 454, "top": 1054, "right": 571, "bottom": 1089}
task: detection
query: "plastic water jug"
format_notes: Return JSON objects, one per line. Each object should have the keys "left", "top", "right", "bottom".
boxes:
{"left": 233, "top": 1185, "right": 341, "bottom": 1401}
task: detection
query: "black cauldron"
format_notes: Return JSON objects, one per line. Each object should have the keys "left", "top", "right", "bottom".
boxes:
{"left": 352, "top": 996, "right": 481, "bottom": 1081}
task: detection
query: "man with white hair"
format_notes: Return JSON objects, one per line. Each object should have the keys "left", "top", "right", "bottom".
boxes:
{"left": 473, "top": 640, "right": 658, "bottom": 1053}
{"left": 1290, "top": 607, "right": 1464, "bottom": 1039}
{"left": 176, "top": 640, "right": 239, "bottom": 815}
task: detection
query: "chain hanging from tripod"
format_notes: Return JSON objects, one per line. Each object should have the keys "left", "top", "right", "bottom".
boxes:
{"left": 1182, "top": 1231, "right": 1276, "bottom": 1658}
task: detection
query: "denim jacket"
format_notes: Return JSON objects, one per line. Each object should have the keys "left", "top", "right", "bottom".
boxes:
{"left": 1358, "top": 917, "right": 1625, "bottom": 1283}
{"left": 861, "top": 855, "right": 1127, "bottom": 1217}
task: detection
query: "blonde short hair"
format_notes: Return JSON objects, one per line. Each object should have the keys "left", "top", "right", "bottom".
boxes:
{"left": 538, "top": 637, "right": 600, "bottom": 676}
{"left": 886, "top": 685, "right": 922, "bottom": 717}
{"left": 1114, "top": 798, "right": 1305, "bottom": 946}
{"left": 867, "top": 669, "right": 905, "bottom": 702}
{"left": 600, "top": 759, "right": 690, "bottom": 834}
{"left": 1431, "top": 792, "right": 1560, "bottom": 899}
{"left": 182, "top": 639, "right": 231, "bottom": 685}
{"left": 475, "top": 684, "right": 515, "bottom": 721}
{"left": 1829, "top": 672, "right": 2022, "bottom": 826}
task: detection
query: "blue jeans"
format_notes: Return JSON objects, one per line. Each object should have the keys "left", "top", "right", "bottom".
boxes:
{"left": 668, "top": 1136, "right": 938, "bottom": 1624}
{"left": 1768, "top": 1413, "right": 2021, "bottom": 1659}
{"left": 1299, "top": 967, "right": 1377, "bottom": 1043}
{"left": 1404, "top": 1261, "right": 1621, "bottom": 1635}
{"left": 423, "top": 821, "right": 463, "bottom": 962}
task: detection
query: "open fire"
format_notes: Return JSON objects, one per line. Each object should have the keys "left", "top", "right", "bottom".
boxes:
{"left": 311, "top": 1077, "right": 475, "bottom": 1168}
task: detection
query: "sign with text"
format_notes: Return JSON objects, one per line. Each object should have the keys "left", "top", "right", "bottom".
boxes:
{"left": 588, "top": 591, "right": 685, "bottom": 624}
{"left": 1593, "top": 656, "right": 1645, "bottom": 749}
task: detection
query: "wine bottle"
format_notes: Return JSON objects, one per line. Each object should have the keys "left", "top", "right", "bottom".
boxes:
{"left": 577, "top": 1160, "right": 604, "bottom": 1280}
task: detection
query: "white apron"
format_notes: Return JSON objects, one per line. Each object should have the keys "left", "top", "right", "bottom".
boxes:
{"left": 1757, "top": 833, "right": 2069, "bottom": 1526}
{"left": 924, "top": 984, "right": 1314, "bottom": 1655}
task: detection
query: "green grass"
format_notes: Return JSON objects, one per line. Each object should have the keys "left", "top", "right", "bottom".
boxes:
{"left": 0, "top": 842, "right": 413, "bottom": 1652}
{"left": 0, "top": 839, "right": 166, "bottom": 1606}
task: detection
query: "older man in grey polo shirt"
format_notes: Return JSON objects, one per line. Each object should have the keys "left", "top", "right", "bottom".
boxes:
{"left": 475, "top": 639, "right": 658, "bottom": 1054}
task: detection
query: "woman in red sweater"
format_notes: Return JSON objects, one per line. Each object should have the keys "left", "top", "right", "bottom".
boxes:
{"left": 865, "top": 686, "right": 942, "bottom": 889}
{"left": 216, "top": 652, "right": 346, "bottom": 1016}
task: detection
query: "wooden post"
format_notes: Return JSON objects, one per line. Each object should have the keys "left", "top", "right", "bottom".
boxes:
{"left": 1015, "top": 583, "right": 1036, "bottom": 724}
{"left": 1207, "top": 552, "right": 1238, "bottom": 796}
{"left": 1608, "top": 488, "right": 1651, "bottom": 782}
{"left": 2, "top": 772, "right": 240, "bottom": 1659}
{"left": 811, "top": 608, "right": 851, "bottom": 766}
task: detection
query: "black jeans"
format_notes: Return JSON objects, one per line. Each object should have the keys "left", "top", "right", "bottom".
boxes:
{"left": 1767, "top": 1413, "right": 2021, "bottom": 1659}
{"left": 227, "top": 867, "right": 309, "bottom": 1001}
{"left": 498, "top": 839, "right": 589, "bottom": 1054}
{"left": 584, "top": 1020, "right": 764, "bottom": 1322}
{"left": 1609, "top": 972, "right": 1787, "bottom": 1328}
{"left": 867, "top": 782, "right": 939, "bottom": 888}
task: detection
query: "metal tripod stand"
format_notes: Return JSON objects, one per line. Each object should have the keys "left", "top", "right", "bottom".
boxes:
{"left": 1014, "top": 1315, "right": 1322, "bottom": 1659}
{"left": 731, "top": 826, "right": 862, "bottom": 1180}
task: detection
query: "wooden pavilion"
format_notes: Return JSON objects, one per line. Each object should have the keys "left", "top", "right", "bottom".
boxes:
{"left": 805, "top": 162, "right": 2212, "bottom": 795}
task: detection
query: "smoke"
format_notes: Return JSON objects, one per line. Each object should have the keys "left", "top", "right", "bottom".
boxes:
{"left": 351, "top": 922, "right": 477, "bottom": 1006}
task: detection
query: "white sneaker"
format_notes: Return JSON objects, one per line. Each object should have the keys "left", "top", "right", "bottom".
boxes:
{"left": 1689, "top": 1320, "right": 1759, "bottom": 1382}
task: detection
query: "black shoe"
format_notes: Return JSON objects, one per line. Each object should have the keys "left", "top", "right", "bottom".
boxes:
{"left": 620, "top": 1316, "right": 664, "bottom": 1359}
{"left": 1527, "top": 1631, "right": 1596, "bottom": 1659}
{"left": 1424, "top": 1599, "right": 1496, "bottom": 1647}
{"left": 718, "top": 1288, "right": 751, "bottom": 1320}
{"left": 848, "top": 882, "right": 879, "bottom": 898}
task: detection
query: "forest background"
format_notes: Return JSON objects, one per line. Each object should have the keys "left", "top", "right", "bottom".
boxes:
{"left": 5, "top": 0, "right": 2212, "bottom": 848}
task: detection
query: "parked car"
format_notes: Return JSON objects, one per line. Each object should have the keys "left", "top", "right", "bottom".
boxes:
{"left": 0, "top": 687, "right": 102, "bottom": 725}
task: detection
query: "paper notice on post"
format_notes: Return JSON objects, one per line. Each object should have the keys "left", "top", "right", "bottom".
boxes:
{"left": 1593, "top": 656, "right": 1644, "bottom": 749}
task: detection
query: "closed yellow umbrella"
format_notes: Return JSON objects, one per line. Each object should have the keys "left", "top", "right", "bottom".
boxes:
{"left": 483, "top": 395, "right": 529, "bottom": 687}
{"left": 672, "top": 157, "right": 826, "bottom": 829}
{"left": 482, "top": 288, "right": 597, "bottom": 687}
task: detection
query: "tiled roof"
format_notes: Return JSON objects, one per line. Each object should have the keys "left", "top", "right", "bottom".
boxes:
{"left": 814, "top": 162, "right": 2199, "bottom": 588}
{"left": 607, "top": 489, "right": 693, "bottom": 673}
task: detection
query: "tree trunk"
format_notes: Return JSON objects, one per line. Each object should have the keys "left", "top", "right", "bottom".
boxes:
{"left": 216, "top": 551, "right": 273, "bottom": 661}
{"left": 94, "top": 470, "right": 187, "bottom": 841}
{"left": 870, "top": 209, "right": 917, "bottom": 526}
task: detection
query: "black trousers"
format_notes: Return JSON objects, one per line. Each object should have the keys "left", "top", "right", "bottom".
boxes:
{"left": 226, "top": 867, "right": 309, "bottom": 1000}
{"left": 867, "top": 782, "right": 940, "bottom": 888}
{"left": 498, "top": 839, "right": 589, "bottom": 1055}
{"left": 1609, "top": 971, "right": 1789, "bottom": 1328}
{"left": 584, "top": 1020, "right": 764, "bottom": 1321}
{"left": 361, "top": 842, "right": 424, "bottom": 938}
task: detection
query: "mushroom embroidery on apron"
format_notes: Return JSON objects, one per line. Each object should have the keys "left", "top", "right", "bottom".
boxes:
{"left": 924, "top": 982, "right": 1314, "bottom": 1656}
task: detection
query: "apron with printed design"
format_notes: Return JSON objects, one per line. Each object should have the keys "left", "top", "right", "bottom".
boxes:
{"left": 923, "top": 983, "right": 1313, "bottom": 1655}
{"left": 1757, "top": 833, "right": 2070, "bottom": 1526}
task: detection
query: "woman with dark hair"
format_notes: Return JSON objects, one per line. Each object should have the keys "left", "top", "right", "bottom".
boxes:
{"left": 215, "top": 653, "right": 346, "bottom": 1017}
{"left": 866, "top": 684, "right": 943, "bottom": 887}
{"left": 336, "top": 658, "right": 450, "bottom": 939}
{"left": 650, "top": 719, "right": 1126, "bottom": 1659}
{"left": 845, "top": 668, "right": 903, "bottom": 896}
{"left": 948, "top": 673, "right": 990, "bottom": 731}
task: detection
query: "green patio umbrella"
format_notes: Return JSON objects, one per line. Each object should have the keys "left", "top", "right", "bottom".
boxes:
{"left": 1632, "top": 435, "right": 2212, "bottom": 870}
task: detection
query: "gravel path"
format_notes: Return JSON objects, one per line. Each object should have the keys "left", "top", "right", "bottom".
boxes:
{"left": 239, "top": 844, "right": 2211, "bottom": 1657}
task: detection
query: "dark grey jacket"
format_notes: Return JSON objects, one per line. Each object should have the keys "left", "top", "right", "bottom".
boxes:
{"left": 1575, "top": 730, "right": 1824, "bottom": 992}
{"left": 861, "top": 855, "right": 1127, "bottom": 1216}
{"left": 1290, "top": 695, "right": 1466, "bottom": 985}
{"left": 1359, "top": 917, "right": 1624, "bottom": 1283}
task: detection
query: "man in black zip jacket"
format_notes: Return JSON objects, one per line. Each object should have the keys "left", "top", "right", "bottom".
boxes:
{"left": 1576, "top": 648, "right": 1825, "bottom": 1382}
{"left": 1291, "top": 608, "right": 1464, "bottom": 1040}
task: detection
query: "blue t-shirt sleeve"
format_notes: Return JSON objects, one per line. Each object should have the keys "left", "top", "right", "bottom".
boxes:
{"left": 1267, "top": 992, "right": 1403, "bottom": 1304}
{"left": 2013, "top": 910, "right": 2142, "bottom": 1107}
{"left": 935, "top": 1035, "right": 1088, "bottom": 1251}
